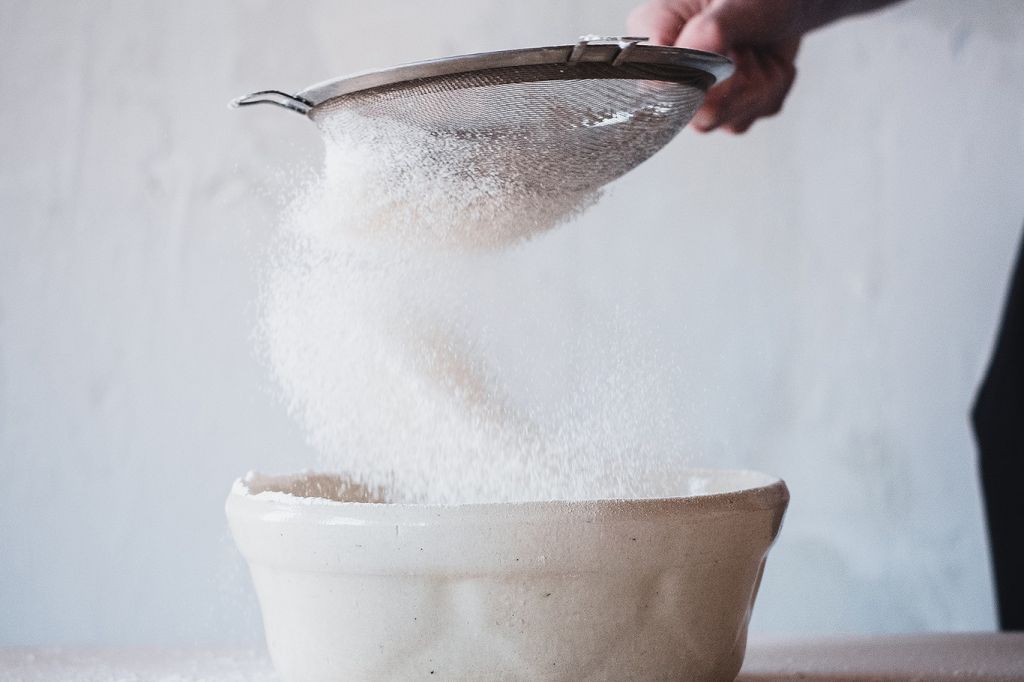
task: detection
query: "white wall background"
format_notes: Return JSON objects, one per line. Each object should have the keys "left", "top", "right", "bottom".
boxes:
{"left": 2, "top": 0, "right": 1023, "bottom": 645}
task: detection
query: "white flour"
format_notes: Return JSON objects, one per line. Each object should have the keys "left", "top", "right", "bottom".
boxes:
{"left": 260, "top": 112, "right": 684, "bottom": 504}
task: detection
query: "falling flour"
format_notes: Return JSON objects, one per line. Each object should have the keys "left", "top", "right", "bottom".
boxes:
{"left": 260, "top": 111, "right": 687, "bottom": 504}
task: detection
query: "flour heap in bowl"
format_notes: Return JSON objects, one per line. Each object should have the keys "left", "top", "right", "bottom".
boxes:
{"left": 261, "top": 111, "right": 684, "bottom": 504}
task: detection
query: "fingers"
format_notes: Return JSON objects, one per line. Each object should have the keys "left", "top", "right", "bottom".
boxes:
{"left": 625, "top": 0, "right": 801, "bottom": 134}
{"left": 627, "top": 0, "right": 687, "bottom": 46}
{"left": 689, "top": 39, "right": 799, "bottom": 134}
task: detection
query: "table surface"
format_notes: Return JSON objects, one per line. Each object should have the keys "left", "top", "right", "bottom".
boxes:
{"left": 738, "top": 633, "right": 1024, "bottom": 681}
{"left": 1, "top": 633, "right": 1022, "bottom": 681}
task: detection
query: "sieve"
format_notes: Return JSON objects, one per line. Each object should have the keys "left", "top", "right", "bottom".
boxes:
{"left": 232, "top": 36, "right": 732, "bottom": 194}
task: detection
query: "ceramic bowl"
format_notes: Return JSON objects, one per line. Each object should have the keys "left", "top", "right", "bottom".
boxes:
{"left": 226, "top": 470, "right": 788, "bottom": 682}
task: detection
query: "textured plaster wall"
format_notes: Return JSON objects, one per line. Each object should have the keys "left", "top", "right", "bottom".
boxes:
{"left": 1, "top": 0, "right": 1022, "bottom": 644}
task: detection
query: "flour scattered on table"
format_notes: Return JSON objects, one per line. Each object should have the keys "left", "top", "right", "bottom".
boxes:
{"left": 0, "top": 647, "right": 277, "bottom": 682}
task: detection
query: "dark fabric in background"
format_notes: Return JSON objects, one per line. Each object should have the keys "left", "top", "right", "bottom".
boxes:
{"left": 973, "top": 226, "right": 1024, "bottom": 631}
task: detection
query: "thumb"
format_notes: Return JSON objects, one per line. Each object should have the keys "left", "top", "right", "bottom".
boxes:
{"left": 674, "top": 10, "right": 731, "bottom": 54}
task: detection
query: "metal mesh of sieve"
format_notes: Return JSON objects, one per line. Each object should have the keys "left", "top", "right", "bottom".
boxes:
{"left": 308, "top": 63, "right": 708, "bottom": 194}
{"left": 233, "top": 40, "right": 732, "bottom": 194}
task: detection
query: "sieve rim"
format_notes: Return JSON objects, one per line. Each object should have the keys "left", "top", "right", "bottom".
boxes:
{"left": 299, "top": 43, "right": 732, "bottom": 111}
{"left": 231, "top": 40, "right": 732, "bottom": 116}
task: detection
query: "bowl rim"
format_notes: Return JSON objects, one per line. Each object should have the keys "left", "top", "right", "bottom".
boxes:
{"left": 228, "top": 468, "right": 789, "bottom": 521}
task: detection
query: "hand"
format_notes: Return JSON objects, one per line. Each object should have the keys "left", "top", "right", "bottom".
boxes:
{"left": 628, "top": 0, "right": 803, "bottom": 133}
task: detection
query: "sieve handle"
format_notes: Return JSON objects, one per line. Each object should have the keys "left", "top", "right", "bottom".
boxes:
{"left": 570, "top": 36, "right": 648, "bottom": 66}
{"left": 229, "top": 90, "right": 313, "bottom": 116}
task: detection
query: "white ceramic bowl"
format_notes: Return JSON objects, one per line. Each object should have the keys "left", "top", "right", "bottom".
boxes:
{"left": 227, "top": 470, "right": 788, "bottom": 682}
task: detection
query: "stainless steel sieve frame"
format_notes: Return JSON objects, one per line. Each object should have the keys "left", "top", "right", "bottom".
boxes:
{"left": 231, "top": 36, "right": 734, "bottom": 117}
